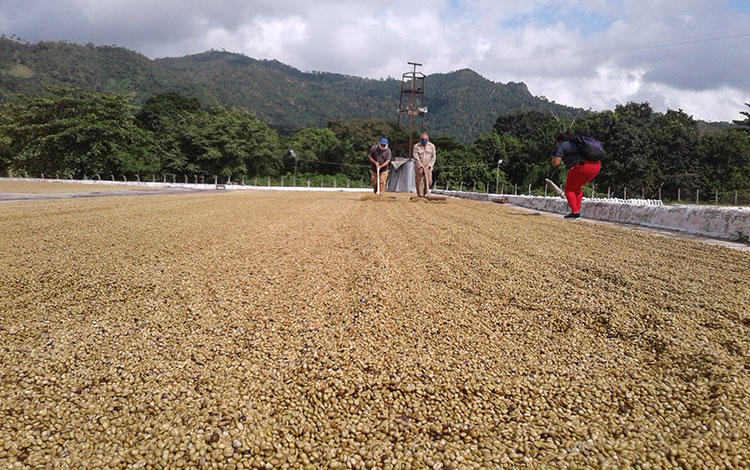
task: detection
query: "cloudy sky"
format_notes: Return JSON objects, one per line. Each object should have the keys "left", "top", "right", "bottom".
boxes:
{"left": 2, "top": 0, "right": 749, "bottom": 122}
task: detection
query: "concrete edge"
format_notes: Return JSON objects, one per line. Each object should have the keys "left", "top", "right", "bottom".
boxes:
{"left": 0, "top": 177, "right": 372, "bottom": 193}
{"left": 433, "top": 189, "right": 750, "bottom": 244}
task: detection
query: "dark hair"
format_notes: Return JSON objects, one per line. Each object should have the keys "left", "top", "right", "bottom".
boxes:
{"left": 555, "top": 132, "right": 572, "bottom": 143}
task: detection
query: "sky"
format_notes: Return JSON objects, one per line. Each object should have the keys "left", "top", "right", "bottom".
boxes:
{"left": 2, "top": 0, "right": 749, "bottom": 123}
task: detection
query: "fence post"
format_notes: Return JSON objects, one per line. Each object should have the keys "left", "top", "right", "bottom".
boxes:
{"left": 267, "top": 176, "right": 270, "bottom": 187}
{"left": 736, "top": 191, "right": 739, "bottom": 206}
{"left": 172, "top": 174, "right": 176, "bottom": 183}
{"left": 501, "top": 183, "right": 504, "bottom": 195}
{"left": 696, "top": 189, "right": 699, "bottom": 204}
{"left": 624, "top": 187, "right": 627, "bottom": 200}
{"left": 592, "top": 184, "right": 595, "bottom": 198}
{"left": 347, "top": 179, "right": 350, "bottom": 188}
{"left": 281, "top": 175, "right": 284, "bottom": 187}
{"left": 460, "top": 182, "right": 463, "bottom": 192}
{"left": 658, "top": 187, "right": 661, "bottom": 201}
{"left": 607, "top": 187, "right": 611, "bottom": 198}
{"left": 544, "top": 185, "right": 547, "bottom": 197}
{"left": 528, "top": 184, "right": 532, "bottom": 196}
{"left": 678, "top": 188, "right": 681, "bottom": 202}
{"left": 642, "top": 187, "right": 645, "bottom": 199}
{"left": 514, "top": 184, "right": 518, "bottom": 195}
{"left": 715, "top": 189, "right": 718, "bottom": 204}
{"left": 333, "top": 178, "right": 336, "bottom": 189}
{"left": 307, "top": 179, "right": 310, "bottom": 188}
{"left": 472, "top": 182, "right": 476, "bottom": 192}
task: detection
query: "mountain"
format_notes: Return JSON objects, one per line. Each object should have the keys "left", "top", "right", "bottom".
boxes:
{"left": 1, "top": 38, "right": 581, "bottom": 142}
{"left": 155, "top": 51, "right": 399, "bottom": 134}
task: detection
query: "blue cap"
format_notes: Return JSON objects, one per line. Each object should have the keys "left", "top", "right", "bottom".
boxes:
{"left": 379, "top": 138, "right": 388, "bottom": 145}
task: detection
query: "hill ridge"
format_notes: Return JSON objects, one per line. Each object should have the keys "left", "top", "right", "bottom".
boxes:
{"left": 0, "top": 38, "right": 580, "bottom": 141}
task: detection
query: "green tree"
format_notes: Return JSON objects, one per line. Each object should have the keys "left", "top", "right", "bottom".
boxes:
{"left": 172, "top": 105, "right": 280, "bottom": 181}
{"left": 198, "top": 105, "right": 280, "bottom": 180}
{"left": 493, "top": 110, "right": 559, "bottom": 187}
{"left": 732, "top": 103, "right": 750, "bottom": 130}
{"left": 471, "top": 132, "right": 512, "bottom": 192}
{"left": 696, "top": 130, "right": 750, "bottom": 194}
{"left": 325, "top": 118, "right": 405, "bottom": 178}
{"left": 573, "top": 103, "right": 654, "bottom": 196}
{"left": 135, "top": 94, "right": 280, "bottom": 179}
{"left": 284, "top": 127, "right": 345, "bottom": 175}
{"left": 327, "top": 118, "right": 399, "bottom": 154}
{"left": 136, "top": 92, "right": 204, "bottom": 176}
{"left": 647, "top": 109, "right": 700, "bottom": 197}
{"left": 136, "top": 92, "right": 202, "bottom": 131}
{"left": 0, "top": 111, "right": 12, "bottom": 174}
{"left": 430, "top": 136, "right": 494, "bottom": 191}
{"left": 0, "top": 88, "right": 155, "bottom": 178}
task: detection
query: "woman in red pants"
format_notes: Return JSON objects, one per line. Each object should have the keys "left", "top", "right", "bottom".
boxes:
{"left": 551, "top": 133, "right": 601, "bottom": 219}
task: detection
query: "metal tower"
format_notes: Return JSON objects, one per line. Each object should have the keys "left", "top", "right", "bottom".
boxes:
{"left": 397, "top": 62, "right": 427, "bottom": 158}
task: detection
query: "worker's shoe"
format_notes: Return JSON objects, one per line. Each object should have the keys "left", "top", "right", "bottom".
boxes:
{"left": 564, "top": 212, "right": 581, "bottom": 219}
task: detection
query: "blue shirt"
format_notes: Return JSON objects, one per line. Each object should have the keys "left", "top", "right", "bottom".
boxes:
{"left": 554, "top": 140, "right": 581, "bottom": 168}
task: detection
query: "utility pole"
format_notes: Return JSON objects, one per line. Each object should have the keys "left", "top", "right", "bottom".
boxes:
{"left": 496, "top": 159, "right": 503, "bottom": 194}
{"left": 290, "top": 149, "right": 298, "bottom": 187}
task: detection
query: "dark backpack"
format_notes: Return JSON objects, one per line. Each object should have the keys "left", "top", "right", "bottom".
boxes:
{"left": 573, "top": 136, "right": 605, "bottom": 160}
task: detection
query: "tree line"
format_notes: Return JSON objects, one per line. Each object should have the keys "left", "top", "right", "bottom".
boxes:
{"left": 0, "top": 89, "right": 403, "bottom": 184}
{"left": 461, "top": 103, "right": 750, "bottom": 202}
{"left": 1, "top": 89, "right": 748, "bottom": 202}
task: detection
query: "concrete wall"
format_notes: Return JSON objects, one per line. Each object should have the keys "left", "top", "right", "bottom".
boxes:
{"left": 433, "top": 190, "right": 750, "bottom": 242}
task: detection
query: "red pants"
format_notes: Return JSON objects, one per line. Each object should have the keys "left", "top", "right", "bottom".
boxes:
{"left": 564, "top": 159, "right": 601, "bottom": 212}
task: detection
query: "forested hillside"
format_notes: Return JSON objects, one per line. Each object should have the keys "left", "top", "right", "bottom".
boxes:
{"left": 0, "top": 39, "right": 213, "bottom": 103}
{"left": 0, "top": 38, "right": 579, "bottom": 142}
{"left": 2, "top": 38, "right": 747, "bottom": 205}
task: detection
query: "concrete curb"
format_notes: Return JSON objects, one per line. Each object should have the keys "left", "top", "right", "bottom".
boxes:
{"left": 433, "top": 190, "right": 750, "bottom": 242}
{"left": 0, "top": 178, "right": 372, "bottom": 193}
